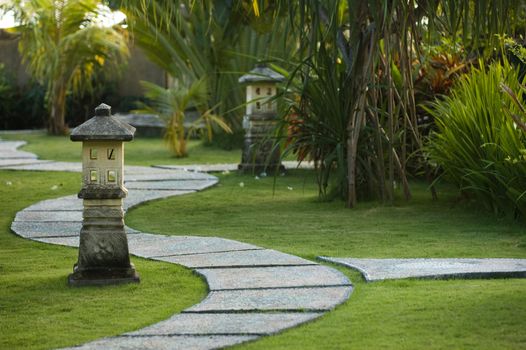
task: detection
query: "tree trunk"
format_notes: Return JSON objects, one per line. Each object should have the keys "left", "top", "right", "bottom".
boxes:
{"left": 346, "top": 93, "right": 366, "bottom": 208}
{"left": 48, "top": 82, "right": 68, "bottom": 135}
{"left": 346, "top": 124, "right": 357, "bottom": 208}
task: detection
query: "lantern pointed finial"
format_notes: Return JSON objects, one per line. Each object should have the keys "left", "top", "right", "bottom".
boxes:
{"left": 95, "top": 103, "right": 111, "bottom": 117}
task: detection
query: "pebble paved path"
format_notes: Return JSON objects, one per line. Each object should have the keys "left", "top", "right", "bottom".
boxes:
{"left": 1, "top": 140, "right": 352, "bottom": 350}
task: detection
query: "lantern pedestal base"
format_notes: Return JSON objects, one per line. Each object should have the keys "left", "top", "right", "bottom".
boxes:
{"left": 68, "top": 264, "right": 140, "bottom": 287}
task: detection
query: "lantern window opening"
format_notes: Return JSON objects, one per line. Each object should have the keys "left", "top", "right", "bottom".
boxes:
{"left": 267, "top": 87, "right": 272, "bottom": 96}
{"left": 90, "top": 170, "right": 98, "bottom": 183}
{"left": 107, "top": 148, "right": 115, "bottom": 160}
{"left": 90, "top": 148, "right": 98, "bottom": 160}
{"left": 107, "top": 170, "right": 117, "bottom": 183}
{"left": 256, "top": 87, "right": 261, "bottom": 95}
{"left": 256, "top": 101, "right": 261, "bottom": 110}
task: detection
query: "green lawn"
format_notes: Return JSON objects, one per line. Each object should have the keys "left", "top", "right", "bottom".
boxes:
{"left": 0, "top": 131, "right": 241, "bottom": 166}
{"left": 127, "top": 171, "right": 526, "bottom": 259}
{"left": 2, "top": 133, "right": 526, "bottom": 349}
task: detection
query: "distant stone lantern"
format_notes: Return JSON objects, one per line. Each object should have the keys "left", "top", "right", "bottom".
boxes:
{"left": 68, "top": 103, "right": 139, "bottom": 286}
{"left": 238, "top": 63, "right": 285, "bottom": 173}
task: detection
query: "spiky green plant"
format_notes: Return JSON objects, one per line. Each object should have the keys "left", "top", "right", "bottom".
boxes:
{"left": 425, "top": 62, "right": 526, "bottom": 217}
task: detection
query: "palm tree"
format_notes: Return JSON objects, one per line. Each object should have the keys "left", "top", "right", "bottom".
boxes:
{"left": 11, "top": 0, "right": 129, "bottom": 135}
{"left": 138, "top": 79, "right": 232, "bottom": 157}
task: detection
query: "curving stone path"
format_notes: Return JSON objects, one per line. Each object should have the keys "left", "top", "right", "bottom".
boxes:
{"left": 1, "top": 140, "right": 352, "bottom": 350}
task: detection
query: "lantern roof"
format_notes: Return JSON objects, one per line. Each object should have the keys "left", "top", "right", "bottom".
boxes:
{"left": 70, "top": 103, "right": 136, "bottom": 141}
{"left": 238, "top": 63, "right": 285, "bottom": 84}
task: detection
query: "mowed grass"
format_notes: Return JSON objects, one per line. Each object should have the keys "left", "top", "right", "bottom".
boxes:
{"left": 236, "top": 269, "right": 526, "bottom": 350}
{"left": 126, "top": 170, "right": 526, "bottom": 350}
{"left": 127, "top": 171, "right": 526, "bottom": 259}
{"left": 0, "top": 170, "right": 207, "bottom": 350}
{"left": 0, "top": 131, "right": 240, "bottom": 166}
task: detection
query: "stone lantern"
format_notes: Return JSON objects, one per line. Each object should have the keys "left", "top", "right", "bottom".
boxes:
{"left": 68, "top": 103, "right": 139, "bottom": 286}
{"left": 238, "top": 63, "right": 285, "bottom": 173}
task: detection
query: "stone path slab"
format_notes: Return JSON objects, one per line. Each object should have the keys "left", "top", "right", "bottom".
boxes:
{"left": 60, "top": 335, "right": 258, "bottom": 350}
{"left": 0, "top": 159, "right": 52, "bottom": 167}
{"left": 11, "top": 221, "right": 138, "bottom": 239}
{"left": 32, "top": 236, "right": 79, "bottom": 247}
{"left": 15, "top": 210, "right": 82, "bottom": 222}
{"left": 154, "top": 164, "right": 239, "bottom": 173}
{"left": 154, "top": 160, "right": 315, "bottom": 173}
{"left": 125, "top": 170, "right": 216, "bottom": 182}
{"left": 125, "top": 179, "right": 218, "bottom": 191}
{"left": 0, "top": 151, "right": 38, "bottom": 159}
{"left": 319, "top": 257, "right": 526, "bottom": 282}
{"left": 0, "top": 141, "right": 38, "bottom": 159}
{"left": 197, "top": 265, "right": 351, "bottom": 291}
{"left": 125, "top": 312, "right": 322, "bottom": 336}
{"left": 125, "top": 165, "right": 216, "bottom": 178}
{"left": 3, "top": 161, "right": 82, "bottom": 172}
{"left": 11, "top": 221, "right": 81, "bottom": 238}
{"left": 0, "top": 140, "right": 27, "bottom": 150}
{"left": 186, "top": 286, "right": 352, "bottom": 312}
{"left": 21, "top": 190, "right": 195, "bottom": 212}
{"left": 23, "top": 195, "right": 82, "bottom": 211}
{"left": 127, "top": 234, "right": 261, "bottom": 258}
{"left": 124, "top": 190, "right": 195, "bottom": 210}
{"left": 157, "top": 249, "right": 315, "bottom": 268}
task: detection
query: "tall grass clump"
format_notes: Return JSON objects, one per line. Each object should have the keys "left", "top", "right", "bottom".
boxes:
{"left": 426, "top": 62, "right": 526, "bottom": 217}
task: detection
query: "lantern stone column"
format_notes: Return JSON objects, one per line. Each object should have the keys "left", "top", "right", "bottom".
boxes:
{"left": 238, "top": 63, "right": 285, "bottom": 174}
{"left": 68, "top": 103, "right": 139, "bottom": 286}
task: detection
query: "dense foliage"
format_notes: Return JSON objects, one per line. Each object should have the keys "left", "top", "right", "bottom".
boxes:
{"left": 426, "top": 62, "right": 526, "bottom": 217}
{"left": 279, "top": 0, "right": 525, "bottom": 207}
{"left": 0, "top": 63, "right": 46, "bottom": 130}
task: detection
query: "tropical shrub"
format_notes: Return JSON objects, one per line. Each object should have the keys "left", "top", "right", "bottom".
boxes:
{"left": 0, "top": 64, "right": 46, "bottom": 130}
{"left": 0, "top": 63, "right": 16, "bottom": 129}
{"left": 138, "top": 79, "right": 232, "bottom": 157}
{"left": 425, "top": 62, "right": 526, "bottom": 217}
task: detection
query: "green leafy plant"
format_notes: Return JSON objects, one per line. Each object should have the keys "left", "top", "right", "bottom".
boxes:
{"left": 425, "top": 62, "right": 526, "bottom": 217}
{"left": 138, "top": 79, "right": 232, "bottom": 157}
{"left": 0, "top": 63, "right": 16, "bottom": 129}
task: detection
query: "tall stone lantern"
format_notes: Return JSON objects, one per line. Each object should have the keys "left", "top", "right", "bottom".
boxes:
{"left": 238, "top": 63, "right": 285, "bottom": 173}
{"left": 68, "top": 103, "right": 139, "bottom": 286}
